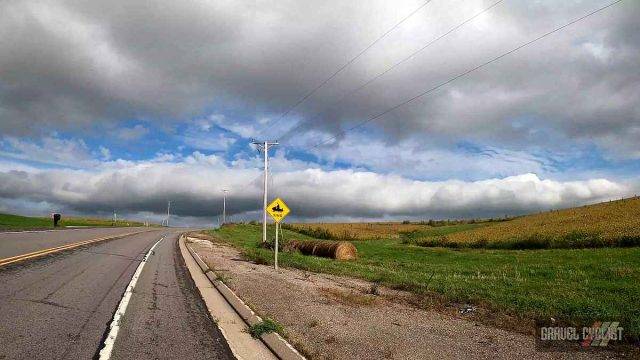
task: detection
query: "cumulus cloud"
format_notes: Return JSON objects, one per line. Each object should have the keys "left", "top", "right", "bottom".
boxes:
{"left": 179, "top": 118, "right": 238, "bottom": 152}
{"left": 286, "top": 131, "right": 555, "bottom": 180}
{"left": 0, "top": 136, "right": 96, "bottom": 167}
{"left": 0, "top": 154, "right": 631, "bottom": 221}
{"left": 99, "top": 146, "right": 111, "bottom": 160}
{"left": 1, "top": 0, "right": 638, "bottom": 224}
{"left": 0, "top": 0, "right": 638, "bottom": 159}
{"left": 116, "top": 124, "right": 149, "bottom": 141}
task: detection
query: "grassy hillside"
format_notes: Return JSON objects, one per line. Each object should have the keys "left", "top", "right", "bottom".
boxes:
{"left": 203, "top": 223, "right": 640, "bottom": 342}
{"left": 410, "top": 197, "right": 640, "bottom": 249}
{"left": 0, "top": 213, "right": 53, "bottom": 230}
{"left": 0, "top": 213, "right": 147, "bottom": 231}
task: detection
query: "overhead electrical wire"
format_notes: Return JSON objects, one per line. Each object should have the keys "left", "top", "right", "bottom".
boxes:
{"left": 255, "top": 0, "right": 436, "bottom": 139}
{"left": 278, "top": 0, "right": 505, "bottom": 143}
{"left": 302, "top": 0, "right": 625, "bottom": 151}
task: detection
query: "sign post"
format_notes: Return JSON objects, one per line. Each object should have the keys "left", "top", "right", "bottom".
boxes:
{"left": 266, "top": 197, "right": 290, "bottom": 270}
{"left": 274, "top": 222, "right": 279, "bottom": 270}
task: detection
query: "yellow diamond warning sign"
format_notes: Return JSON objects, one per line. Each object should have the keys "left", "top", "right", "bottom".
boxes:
{"left": 266, "top": 197, "right": 290, "bottom": 223}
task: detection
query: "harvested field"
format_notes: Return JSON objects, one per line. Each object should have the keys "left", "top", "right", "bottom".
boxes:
{"left": 284, "top": 222, "right": 438, "bottom": 240}
{"left": 411, "top": 197, "right": 640, "bottom": 249}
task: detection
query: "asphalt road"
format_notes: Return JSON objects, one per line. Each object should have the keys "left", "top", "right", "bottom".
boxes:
{"left": 0, "top": 227, "right": 148, "bottom": 259}
{"left": 0, "top": 228, "right": 234, "bottom": 359}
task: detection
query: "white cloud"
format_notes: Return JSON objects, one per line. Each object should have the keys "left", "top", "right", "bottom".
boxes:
{"left": 0, "top": 0, "right": 638, "bottom": 223}
{"left": 0, "top": 155, "right": 631, "bottom": 222}
{"left": 181, "top": 128, "right": 237, "bottom": 152}
{"left": 99, "top": 146, "right": 111, "bottom": 160}
{"left": 116, "top": 124, "right": 149, "bottom": 141}
{"left": 0, "top": 136, "right": 95, "bottom": 167}
{"left": 197, "top": 114, "right": 261, "bottom": 139}
{"left": 1, "top": 0, "right": 638, "bottom": 159}
{"left": 293, "top": 132, "right": 553, "bottom": 180}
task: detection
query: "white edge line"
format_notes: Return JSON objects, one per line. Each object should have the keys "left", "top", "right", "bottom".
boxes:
{"left": 97, "top": 236, "right": 164, "bottom": 360}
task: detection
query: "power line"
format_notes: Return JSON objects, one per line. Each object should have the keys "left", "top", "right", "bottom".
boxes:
{"left": 255, "top": 0, "right": 435, "bottom": 139}
{"left": 278, "top": 0, "right": 505, "bottom": 143}
{"left": 304, "top": 0, "right": 624, "bottom": 151}
{"left": 235, "top": 172, "right": 263, "bottom": 194}
{"left": 268, "top": 155, "right": 275, "bottom": 197}
{"left": 231, "top": 142, "right": 274, "bottom": 196}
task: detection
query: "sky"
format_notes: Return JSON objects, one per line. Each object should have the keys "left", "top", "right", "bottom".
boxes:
{"left": 0, "top": 0, "right": 639, "bottom": 226}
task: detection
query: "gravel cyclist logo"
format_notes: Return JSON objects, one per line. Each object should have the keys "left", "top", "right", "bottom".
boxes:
{"left": 579, "top": 322, "right": 623, "bottom": 348}
{"left": 537, "top": 321, "right": 623, "bottom": 350}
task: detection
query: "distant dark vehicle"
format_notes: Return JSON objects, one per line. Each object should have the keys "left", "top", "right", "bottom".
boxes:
{"left": 52, "top": 213, "right": 61, "bottom": 227}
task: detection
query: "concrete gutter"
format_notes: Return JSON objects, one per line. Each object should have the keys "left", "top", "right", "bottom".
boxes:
{"left": 178, "top": 235, "right": 277, "bottom": 360}
{"left": 181, "top": 235, "right": 306, "bottom": 360}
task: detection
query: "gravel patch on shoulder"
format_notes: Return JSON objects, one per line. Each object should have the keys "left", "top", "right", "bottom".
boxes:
{"left": 188, "top": 238, "right": 620, "bottom": 360}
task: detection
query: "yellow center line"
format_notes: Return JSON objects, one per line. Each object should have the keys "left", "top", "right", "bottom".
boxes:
{"left": 0, "top": 230, "right": 151, "bottom": 267}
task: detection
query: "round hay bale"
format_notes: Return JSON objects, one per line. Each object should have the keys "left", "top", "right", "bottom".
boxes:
{"left": 288, "top": 240, "right": 357, "bottom": 260}
{"left": 333, "top": 241, "right": 357, "bottom": 260}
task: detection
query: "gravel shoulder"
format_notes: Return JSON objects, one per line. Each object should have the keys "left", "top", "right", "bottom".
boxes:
{"left": 187, "top": 237, "right": 621, "bottom": 360}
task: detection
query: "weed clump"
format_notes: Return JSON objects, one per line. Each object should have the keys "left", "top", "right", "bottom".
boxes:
{"left": 248, "top": 318, "right": 284, "bottom": 338}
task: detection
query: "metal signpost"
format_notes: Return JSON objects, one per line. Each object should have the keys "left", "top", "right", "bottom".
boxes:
{"left": 266, "top": 197, "right": 290, "bottom": 270}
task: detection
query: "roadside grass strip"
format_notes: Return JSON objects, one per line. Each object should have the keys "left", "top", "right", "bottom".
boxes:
{"left": 204, "top": 224, "right": 640, "bottom": 343}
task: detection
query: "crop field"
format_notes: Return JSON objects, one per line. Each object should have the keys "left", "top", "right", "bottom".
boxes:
{"left": 408, "top": 197, "right": 640, "bottom": 249}
{"left": 284, "top": 220, "right": 493, "bottom": 240}
{"left": 0, "top": 212, "right": 147, "bottom": 231}
{"left": 203, "top": 223, "right": 640, "bottom": 342}
{"left": 284, "top": 222, "right": 429, "bottom": 240}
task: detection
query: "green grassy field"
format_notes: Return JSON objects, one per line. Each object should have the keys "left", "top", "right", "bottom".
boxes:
{"left": 0, "top": 213, "right": 148, "bottom": 231}
{"left": 204, "top": 223, "right": 640, "bottom": 342}
{"left": 0, "top": 213, "right": 52, "bottom": 230}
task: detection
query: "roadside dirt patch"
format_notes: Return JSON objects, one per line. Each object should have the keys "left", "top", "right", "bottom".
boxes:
{"left": 188, "top": 238, "right": 619, "bottom": 360}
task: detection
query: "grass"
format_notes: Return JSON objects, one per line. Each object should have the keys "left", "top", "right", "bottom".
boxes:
{"left": 0, "top": 212, "right": 148, "bottom": 231}
{"left": 400, "top": 223, "right": 485, "bottom": 242}
{"left": 248, "top": 318, "right": 284, "bottom": 338}
{"left": 0, "top": 213, "right": 52, "bottom": 230}
{"left": 204, "top": 223, "right": 640, "bottom": 342}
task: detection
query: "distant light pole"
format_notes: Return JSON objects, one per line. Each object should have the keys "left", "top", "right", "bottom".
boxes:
{"left": 222, "top": 189, "right": 228, "bottom": 225}
{"left": 166, "top": 201, "right": 171, "bottom": 227}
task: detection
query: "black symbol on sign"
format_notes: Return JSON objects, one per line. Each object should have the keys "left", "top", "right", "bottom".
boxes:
{"left": 272, "top": 204, "right": 284, "bottom": 213}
